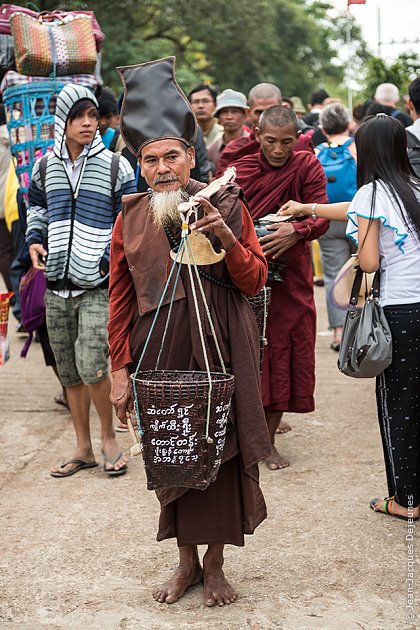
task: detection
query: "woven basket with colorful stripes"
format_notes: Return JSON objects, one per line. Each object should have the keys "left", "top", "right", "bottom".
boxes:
{"left": 10, "top": 12, "right": 97, "bottom": 77}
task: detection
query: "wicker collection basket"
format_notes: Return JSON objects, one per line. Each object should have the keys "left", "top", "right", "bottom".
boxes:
{"left": 131, "top": 370, "right": 235, "bottom": 491}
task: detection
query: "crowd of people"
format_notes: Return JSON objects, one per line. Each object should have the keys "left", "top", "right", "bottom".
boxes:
{"left": 1, "top": 60, "right": 420, "bottom": 606}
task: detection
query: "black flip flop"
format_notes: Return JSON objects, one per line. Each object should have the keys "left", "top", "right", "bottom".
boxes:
{"left": 50, "top": 459, "right": 98, "bottom": 478}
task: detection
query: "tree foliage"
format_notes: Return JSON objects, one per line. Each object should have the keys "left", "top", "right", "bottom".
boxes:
{"left": 362, "top": 52, "right": 420, "bottom": 98}
{"left": 9, "top": 0, "right": 368, "bottom": 102}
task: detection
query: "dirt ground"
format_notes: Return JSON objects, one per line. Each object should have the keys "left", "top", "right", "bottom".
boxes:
{"left": 0, "top": 285, "right": 417, "bottom": 630}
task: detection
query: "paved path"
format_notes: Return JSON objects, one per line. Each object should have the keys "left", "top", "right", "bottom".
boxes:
{"left": 0, "top": 286, "right": 417, "bottom": 629}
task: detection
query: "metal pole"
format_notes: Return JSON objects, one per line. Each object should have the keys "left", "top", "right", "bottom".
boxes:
{"left": 377, "top": 6, "right": 382, "bottom": 56}
{"left": 347, "top": 12, "right": 353, "bottom": 113}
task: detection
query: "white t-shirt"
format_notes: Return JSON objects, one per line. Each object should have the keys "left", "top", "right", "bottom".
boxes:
{"left": 346, "top": 180, "right": 420, "bottom": 306}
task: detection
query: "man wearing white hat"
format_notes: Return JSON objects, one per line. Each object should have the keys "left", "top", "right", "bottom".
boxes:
{"left": 207, "top": 89, "right": 249, "bottom": 172}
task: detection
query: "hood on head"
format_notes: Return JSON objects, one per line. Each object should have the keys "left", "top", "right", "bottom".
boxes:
{"left": 54, "top": 84, "right": 103, "bottom": 157}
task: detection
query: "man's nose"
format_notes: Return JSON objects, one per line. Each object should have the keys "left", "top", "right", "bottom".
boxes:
{"left": 272, "top": 144, "right": 283, "bottom": 155}
{"left": 156, "top": 158, "right": 170, "bottom": 173}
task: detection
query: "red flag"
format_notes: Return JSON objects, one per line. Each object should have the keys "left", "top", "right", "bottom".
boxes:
{"left": 348, "top": 0, "right": 366, "bottom": 5}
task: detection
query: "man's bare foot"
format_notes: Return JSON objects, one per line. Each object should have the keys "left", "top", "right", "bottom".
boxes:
{"left": 275, "top": 419, "right": 292, "bottom": 434}
{"left": 153, "top": 563, "right": 203, "bottom": 604}
{"left": 264, "top": 444, "right": 290, "bottom": 470}
{"left": 203, "top": 559, "right": 237, "bottom": 607}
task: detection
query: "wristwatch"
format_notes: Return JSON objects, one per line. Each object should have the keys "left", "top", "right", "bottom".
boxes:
{"left": 311, "top": 203, "right": 317, "bottom": 220}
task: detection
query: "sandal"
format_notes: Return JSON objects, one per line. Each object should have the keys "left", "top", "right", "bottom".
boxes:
{"left": 54, "top": 392, "right": 69, "bottom": 409}
{"left": 330, "top": 327, "right": 342, "bottom": 352}
{"left": 102, "top": 450, "right": 127, "bottom": 477}
{"left": 369, "top": 496, "right": 419, "bottom": 521}
{"left": 114, "top": 423, "right": 129, "bottom": 433}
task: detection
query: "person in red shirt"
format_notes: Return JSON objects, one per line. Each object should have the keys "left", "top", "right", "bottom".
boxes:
{"left": 233, "top": 105, "right": 329, "bottom": 470}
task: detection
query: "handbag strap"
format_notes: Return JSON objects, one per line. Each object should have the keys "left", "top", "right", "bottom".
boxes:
{"left": 349, "top": 266, "right": 380, "bottom": 306}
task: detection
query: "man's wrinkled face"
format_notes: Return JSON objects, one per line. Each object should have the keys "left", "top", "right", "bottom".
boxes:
{"left": 249, "top": 97, "right": 281, "bottom": 128}
{"left": 189, "top": 89, "right": 215, "bottom": 123}
{"left": 66, "top": 106, "right": 98, "bottom": 146}
{"left": 140, "top": 139, "right": 195, "bottom": 193}
{"left": 255, "top": 123, "right": 300, "bottom": 168}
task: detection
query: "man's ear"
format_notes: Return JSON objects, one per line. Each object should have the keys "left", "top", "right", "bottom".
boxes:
{"left": 187, "top": 145, "right": 196, "bottom": 169}
{"left": 254, "top": 127, "right": 261, "bottom": 144}
{"left": 138, "top": 157, "right": 144, "bottom": 178}
{"left": 296, "top": 129, "right": 302, "bottom": 138}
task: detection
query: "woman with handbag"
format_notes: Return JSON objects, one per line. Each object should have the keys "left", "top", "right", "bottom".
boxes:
{"left": 279, "top": 113, "right": 420, "bottom": 521}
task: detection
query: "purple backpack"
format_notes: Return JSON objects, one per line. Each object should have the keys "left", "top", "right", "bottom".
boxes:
{"left": 19, "top": 267, "right": 46, "bottom": 357}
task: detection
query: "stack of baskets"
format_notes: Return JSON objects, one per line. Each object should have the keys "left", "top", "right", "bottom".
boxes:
{"left": 0, "top": 4, "right": 104, "bottom": 199}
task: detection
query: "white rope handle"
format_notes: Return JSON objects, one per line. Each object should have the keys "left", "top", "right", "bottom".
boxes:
{"left": 184, "top": 240, "right": 214, "bottom": 444}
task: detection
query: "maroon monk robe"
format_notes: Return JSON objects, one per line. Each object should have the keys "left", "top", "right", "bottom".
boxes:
{"left": 109, "top": 179, "right": 271, "bottom": 546}
{"left": 216, "top": 130, "right": 314, "bottom": 177}
{"left": 234, "top": 150, "right": 329, "bottom": 413}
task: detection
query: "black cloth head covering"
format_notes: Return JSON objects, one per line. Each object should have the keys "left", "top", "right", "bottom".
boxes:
{"left": 117, "top": 56, "right": 197, "bottom": 156}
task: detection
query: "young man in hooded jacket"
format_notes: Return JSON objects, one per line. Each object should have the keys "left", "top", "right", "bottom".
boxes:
{"left": 26, "top": 84, "right": 136, "bottom": 478}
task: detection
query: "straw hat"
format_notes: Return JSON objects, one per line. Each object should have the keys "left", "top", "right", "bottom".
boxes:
{"left": 291, "top": 96, "right": 306, "bottom": 115}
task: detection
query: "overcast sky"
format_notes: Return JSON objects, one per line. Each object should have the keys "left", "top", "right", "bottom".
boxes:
{"left": 328, "top": 0, "right": 420, "bottom": 60}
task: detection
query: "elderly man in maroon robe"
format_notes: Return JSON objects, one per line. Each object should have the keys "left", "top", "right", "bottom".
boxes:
{"left": 233, "top": 105, "right": 329, "bottom": 470}
{"left": 108, "top": 57, "right": 270, "bottom": 607}
{"left": 216, "top": 82, "right": 314, "bottom": 177}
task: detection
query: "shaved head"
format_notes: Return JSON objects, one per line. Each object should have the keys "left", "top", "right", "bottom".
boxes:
{"left": 248, "top": 83, "right": 282, "bottom": 107}
{"left": 259, "top": 105, "right": 299, "bottom": 134}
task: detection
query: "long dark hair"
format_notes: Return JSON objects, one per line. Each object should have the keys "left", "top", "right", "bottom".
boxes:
{"left": 355, "top": 114, "right": 420, "bottom": 241}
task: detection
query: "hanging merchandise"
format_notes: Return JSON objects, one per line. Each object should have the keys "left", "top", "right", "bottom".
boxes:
{"left": 10, "top": 12, "right": 97, "bottom": 77}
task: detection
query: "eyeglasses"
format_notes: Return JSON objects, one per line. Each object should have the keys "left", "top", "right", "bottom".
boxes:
{"left": 190, "top": 99, "right": 214, "bottom": 105}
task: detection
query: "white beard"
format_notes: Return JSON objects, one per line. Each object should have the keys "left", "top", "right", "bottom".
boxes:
{"left": 150, "top": 190, "right": 185, "bottom": 228}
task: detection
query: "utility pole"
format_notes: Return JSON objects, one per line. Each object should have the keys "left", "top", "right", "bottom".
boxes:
{"left": 377, "top": 6, "right": 382, "bottom": 57}
{"left": 347, "top": 12, "right": 353, "bottom": 113}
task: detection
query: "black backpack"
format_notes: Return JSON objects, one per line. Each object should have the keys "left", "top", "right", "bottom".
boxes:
{"left": 406, "top": 130, "right": 420, "bottom": 178}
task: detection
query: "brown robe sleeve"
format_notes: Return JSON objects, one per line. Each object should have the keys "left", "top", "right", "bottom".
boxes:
{"left": 225, "top": 201, "right": 268, "bottom": 296}
{"left": 108, "top": 212, "right": 137, "bottom": 372}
